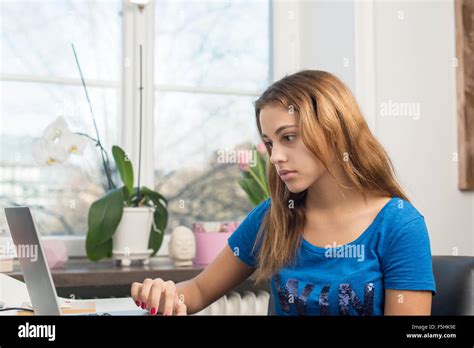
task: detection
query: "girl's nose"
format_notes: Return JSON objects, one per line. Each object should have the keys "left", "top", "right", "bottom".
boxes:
{"left": 270, "top": 147, "right": 286, "bottom": 165}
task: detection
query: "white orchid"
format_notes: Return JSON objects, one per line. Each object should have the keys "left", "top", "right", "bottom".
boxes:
{"left": 32, "top": 138, "right": 69, "bottom": 165}
{"left": 43, "top": 116, "right": 69, "bottom": 142}
{"left": 32, "top": 116, "right": 87, "bottom": 165}
{"left": 58, "top": 131, "right": 87, "bottom": 155}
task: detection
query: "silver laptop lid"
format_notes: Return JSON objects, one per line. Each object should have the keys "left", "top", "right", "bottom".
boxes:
{"left": 4, "top": 207, "right": 62, "bottom": 315}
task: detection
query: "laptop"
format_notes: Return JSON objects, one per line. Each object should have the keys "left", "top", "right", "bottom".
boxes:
{"left": 4, "top": 206, "right": 151, "bottom": 316}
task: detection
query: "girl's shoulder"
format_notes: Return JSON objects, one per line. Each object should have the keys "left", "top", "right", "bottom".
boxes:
{"left": 381, "top": 196, "right": 425, "bottom": 227}
{"left": 250, "top": 198, "right": 272, "bottom": 217}
{"left": 376, "top": 197, "right": 430, "bottom": 252}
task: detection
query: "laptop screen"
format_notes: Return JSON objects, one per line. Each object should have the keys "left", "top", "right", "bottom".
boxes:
{"left": 4, "top": 207, "right": 62, "bottom": 315}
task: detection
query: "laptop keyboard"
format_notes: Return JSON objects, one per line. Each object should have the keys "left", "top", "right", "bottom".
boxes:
{"left": 87, "top": 312, "right": 112, "bottom": 316}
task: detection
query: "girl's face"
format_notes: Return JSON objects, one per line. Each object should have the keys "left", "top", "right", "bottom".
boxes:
{"left": 259, "top": 104, "right": 330, "bottom": 193}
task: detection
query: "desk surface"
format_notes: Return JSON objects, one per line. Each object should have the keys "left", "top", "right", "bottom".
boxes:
{"left": 0, "top": 297, "right": 158, "bottom": 316}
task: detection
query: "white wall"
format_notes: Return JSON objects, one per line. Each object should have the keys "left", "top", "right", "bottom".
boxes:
{"left": 373, "top": 0, "right": 473, "bottom": 256}
{"left": 273, "top": 0, "right": 473, "bottom": 256}
{"left": 273, "top": 0, "right": 356, "bottom": 89}
{"left": 299, "top": 0, "right": 356, "bottom": 90}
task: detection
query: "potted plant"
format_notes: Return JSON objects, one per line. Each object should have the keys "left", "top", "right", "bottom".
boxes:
{"left": 87, "top": 145, "right": 168, "bottom": 265}
{"left": 33, "top": 116, "right": 168, "bottom": 265}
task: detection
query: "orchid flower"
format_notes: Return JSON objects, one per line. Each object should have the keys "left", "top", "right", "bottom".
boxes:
{"left": 58, "top": 131, "right": 87, "bottom": 155}
{"left": 32, "top": 138, "right": 69, "bottom": 165}
{"left": 32, "top": 116, "right": 87, "bottom": 165}
{"left": 43, "top": 116, "right": 69, "bottom": 142}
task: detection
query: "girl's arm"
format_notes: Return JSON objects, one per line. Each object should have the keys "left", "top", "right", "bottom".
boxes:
{"left": 179, "top": 245, "right": 255, "bottom": 314}
{"left": 131, "top": 245, "right": 255, "bottom": 315}
{"left": 384, "top": 289, "right": 432, "bottom": 315}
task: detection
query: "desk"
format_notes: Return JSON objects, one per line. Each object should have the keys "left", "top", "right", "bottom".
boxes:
{"left": 0, "top": 273, "right": 262, "bottom": 316}
{"left": 0, "top": 273, "right": 197, "bottom": 315}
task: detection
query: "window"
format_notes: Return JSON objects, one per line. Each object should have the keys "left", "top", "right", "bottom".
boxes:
{"left": 153, "top": 0, "right": 271, "bottom": 232}
{"left": 0, "top": 0, "right": 122, "bottom": 236}
{"left": 0, "top": 0, "right": 271, "bottom": 242}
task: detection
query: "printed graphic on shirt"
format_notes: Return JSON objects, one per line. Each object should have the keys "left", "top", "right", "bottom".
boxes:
{"left": 274, "top": 274, "right": 375, "bottom": 316}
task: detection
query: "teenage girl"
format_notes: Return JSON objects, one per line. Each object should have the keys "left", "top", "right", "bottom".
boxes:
{"left": 131, "top": 70, "right": 436, "bottom": 316}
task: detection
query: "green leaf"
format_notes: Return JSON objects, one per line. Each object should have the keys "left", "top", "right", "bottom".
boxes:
{"left": 255, "top": 148, "right": 269, "bottom": 194}
{"left": 112, "top": 145, "right": 134, "bottom": 196}
{"left": 140, "top": 186, "right": 168, "bottom": 256}
{"left": 148, "top": 225, "right": 164, "bottom": 258}
{"left": 140, "top": 186, "right": 168, "bottom": 206}
{"left": 86, "top": 188, "right": 124, "bottom": 261}
{"left": 238, "top": 180, "right": 255, "bottom": 205}
{"left": 85, "top": 238, "right": 112, "bottom": 262}
{"left": 239, "top": 178, "right": 266, "bottom": 206}
{"left": 123, "top": 188, "right": 131, "bottom": 206}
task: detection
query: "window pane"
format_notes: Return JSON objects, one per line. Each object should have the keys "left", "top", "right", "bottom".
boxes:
{"left": 154, "top": 0, "right": 270, "bottom": 90}
{"left": 0, "top": 0, "right": 122, "bottom": 80}
{"left": 0, "top": 81, "right": 120, "bottom": 236}
{"left": 0, "top": 0, "right": 122, "bottom": 237}
{"left": 154, "top": 91, "right": 261, "bottom": 231}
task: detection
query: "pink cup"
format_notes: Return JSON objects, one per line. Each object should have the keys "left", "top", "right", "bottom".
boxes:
{"left": 192, "top": 221, "right": 240, "bottom": 265}
{"left": 193, "top": 231, "right": 232, "bottom": 265}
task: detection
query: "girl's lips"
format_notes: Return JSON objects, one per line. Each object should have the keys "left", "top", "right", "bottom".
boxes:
{"left": 279, "top": 171, "right": 297, "bottom": 181}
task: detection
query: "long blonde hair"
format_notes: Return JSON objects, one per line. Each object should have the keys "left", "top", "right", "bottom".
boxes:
{"left": 252, "top": 70, "right": 409, "bottom": 283}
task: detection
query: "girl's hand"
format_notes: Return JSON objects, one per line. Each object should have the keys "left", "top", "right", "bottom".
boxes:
{"left": 131, "top": 278, "right": 187, "bottom": 316}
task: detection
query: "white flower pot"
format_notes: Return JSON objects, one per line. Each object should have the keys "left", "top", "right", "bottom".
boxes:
{"left": 112, "top": 206, "right": 155, "bottom": 266}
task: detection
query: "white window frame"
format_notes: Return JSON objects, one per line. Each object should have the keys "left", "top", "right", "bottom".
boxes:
{"left": 271, "top": 0, "right": 301, "bottom": 81}
{"left": 354, "top": 0, "right": 376, "bottom": 134}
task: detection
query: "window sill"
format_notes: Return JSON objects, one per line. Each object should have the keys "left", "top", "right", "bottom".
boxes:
{"left": 6, "top": 255, "right": 202, "bottom": 288}
{"left": 42, "top": 234, "right": 171, "bottom": 258}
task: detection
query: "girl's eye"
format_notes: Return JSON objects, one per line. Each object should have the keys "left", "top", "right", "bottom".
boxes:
{"left": 265, "top": 141, "right": 273, "bottom": 149}
{"left": 283, "top": 135, "right": 295, "bottom": 142}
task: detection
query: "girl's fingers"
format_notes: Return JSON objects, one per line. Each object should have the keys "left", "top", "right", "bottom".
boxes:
{"left": 138, "top": 278, "right": 157, "bottom": 310}
{"left": 175, "top": 294, "right": 187, "bottom": 316}
{"left": 130, "top": 282, "right": 142, "bottom": 306}
{"left": 131, "top": 278, "right": 186, "bottom": 316}
{"left": 162, "top": 281, "right": 177, "bottom": 315}
{"left": 148, "top": 279, "right": 165, "bottom": 315}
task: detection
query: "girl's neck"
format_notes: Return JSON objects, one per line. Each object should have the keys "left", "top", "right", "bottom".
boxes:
{"left": 304, "top": 162, "right": 383, "bottom": 218}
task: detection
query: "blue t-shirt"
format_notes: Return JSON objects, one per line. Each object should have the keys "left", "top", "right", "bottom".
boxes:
{"left": 227, "top": 197, "right": 436, "bottom": 316}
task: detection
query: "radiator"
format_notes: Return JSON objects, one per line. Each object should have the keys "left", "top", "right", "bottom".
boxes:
{"left": 195, "top": 290, "right": 270, "bottom": 315}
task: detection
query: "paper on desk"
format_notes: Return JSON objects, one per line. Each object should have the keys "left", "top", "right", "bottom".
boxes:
{"left": 0, "top": 273, "right": 30, "bottom": 308}
{"left": 19, "top": 299, "right": 96, "bottom": 315}
{"left": 25, "top": 297, "right": 75, "bottom": 309}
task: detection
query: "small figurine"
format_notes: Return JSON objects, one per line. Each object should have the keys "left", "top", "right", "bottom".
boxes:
{"left": 169, "top": 226, "right": 196, "bottom": 267}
